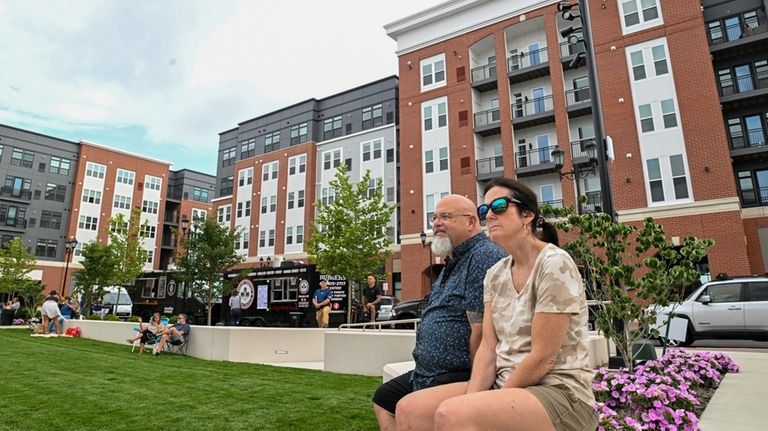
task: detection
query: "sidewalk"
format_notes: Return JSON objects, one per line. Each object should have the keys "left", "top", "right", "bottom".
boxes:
{"left": 699, "top": 350, "right": 768, "bottom": 430}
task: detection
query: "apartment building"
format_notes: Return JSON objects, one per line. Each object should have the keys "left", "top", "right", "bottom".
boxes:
{"left": 214, "top": 77, "right": 401, "bottom": 295}
{"left": 386, "top": 0, "right": 761, "bottom": 299}
{"left": 0, "top": 124, "right": 215, "bottom": 295}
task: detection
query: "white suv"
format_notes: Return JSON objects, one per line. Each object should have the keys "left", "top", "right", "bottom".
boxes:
{"left": 652, "top": 274, "right": 768, "bottom": 346}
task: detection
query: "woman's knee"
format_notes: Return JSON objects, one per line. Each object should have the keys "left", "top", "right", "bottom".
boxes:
{"left": 433, "top": 398, "right": 468, "bottom": 431}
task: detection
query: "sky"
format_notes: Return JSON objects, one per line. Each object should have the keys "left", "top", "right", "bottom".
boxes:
{"left": 0, "top": 0, "right": 440, "bottom": 175}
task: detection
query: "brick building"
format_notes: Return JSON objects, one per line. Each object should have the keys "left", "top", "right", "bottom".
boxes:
{"left": 386, "top": 0, "right": 764, "bottom": 299}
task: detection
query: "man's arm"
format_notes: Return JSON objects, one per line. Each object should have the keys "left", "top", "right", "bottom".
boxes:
{"left": 467, "top": 311, "right": 483, "bottom": 361}
{"left": 371, "top": 288, "right": 382, "bottom": 306}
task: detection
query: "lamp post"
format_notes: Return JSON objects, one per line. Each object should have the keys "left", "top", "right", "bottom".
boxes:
{"left": 419, "top": 231, "right": 434, "bottom": 287}
{"left": 551, "top": 140, "right": 598, "bottom": 213}
{"left": 558, "top": 0, "right": 616, "bottom": 221}
{"left": 60, "top": 238, "right": 78, "bottom": 295}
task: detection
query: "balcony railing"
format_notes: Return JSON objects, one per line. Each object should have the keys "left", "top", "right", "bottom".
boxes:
{"left": 540, "top": 199, "right": 563, "bottom": 209}
{"left": 512, "top": 95, "right": 554, "bottom": 119}
{"left": 720, "top": 69, "right": 768, "bottom": 96}
{"left": 709, "top": 15, "right": 768, "bottom": 46}
{"left": 0, "top": 186, "right": 32, "bottom": 200}
{"left": 571, "top": 138, "right": 596, "bottom": 159}
{"left": 471, "top": 63, "right": 497, "bottom": 83}
{"left": 476, "top": 156, "right": 504, "bottom": 176}
{"left": 507, "top": 47, "right": 549, "bottom": 72}
{"left": 0, "top": 217, "right": 28, "bottom": 229}
{"left": 474, "top": 108, "right": 501, "bottom": 128}
{"left": 161, "top": 234, "right": 178, "bottom": 248}
{"left": 559, "top": 40, "right": 585, "bottom": 58}
{"left": 740, "top": 186, "right": 768, "bottom": 206}
{"left": 581, "top": 191, "right": 603, "bottom": 214}
{"left": 516, "top": 145, "right": 557, "bottom": 169}
{"left": 565, "top": 87, "right": 591, "bottom": 106}
{"left": 729, "top": 128, "right": 768, "bottom": 150}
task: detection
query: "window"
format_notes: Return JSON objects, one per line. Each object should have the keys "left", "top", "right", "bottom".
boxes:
{"left": 141, "top": 225, "right": 157, "bottom": 239}
{"left": 367, "top": 178, "right": 379, "bottom": 198}
{"left": 217, "top": 205, "right": 232, "bottom": 223}
{"left": 297, "top": 190, "right": 304, "bottom": 208}
{"left": 661, "top": 99, "right": 677, "bottom": 128}
{"left": 141, "top": 200, "right": 159, "bottom": 214}
{"left": 290, "top": 123, "right": 308, "bottom": 145}
{"left": 425, "top": 150, "right": 434, "bottom": 173}
{"left": 287, "top": 192, "right": 295, "bottom": 210}
{"left": 3, "top": 176, "right": 32, "bottom": 199}
{"left": 261, "top": 197, "right": 268, "bottom": 214}
{"left": 703, "top": 283, "right": 741, "bottom": 303}
{"left": 79, "top": 215, "right": 99, "bottom": 231}
{"left": 238, "top": 168, "right": 253, "bottom": 187}
{"left": 116, "top": 169, "right": 135, "bottom": 185}
{"left": 362, "top": 104, "right": 383, "bottom": 129}
{"left": 191, "top": 208, "right": 206, "bottom": 222}
{"left": 647, "top": 158, "right": 664, "bottom": 202}
{"left": 262, "top": 162, "right": 278, "bottom": 181}
{"left": 639, "top": 104, "right": 654, "bottom": 132}
{"left": 45, "top": 183, "right": 66, "bottom": 202}
{"left": 438, "top": 147, "right": 449, "bottom": 171}
{"left": 289, "top": 155, "right": 306, "bottom": 175}
{"left": 220, "top": 176, "right": 234, "bottom": 196}
{"left": 321, "top": 187, "right": 336, "bottom": 206}
{"left": 237, "top": 200, "right": 251, "bottom": 218}
{"left": 35, "top": 239, "right": 58, "bottom": 258}
{"left": 296, "top": 225, "right": 304, "bottom": 244}
{"left": 621, "top": 0, "right": 660, "bottom": 30}
{"left": 421, "top": 54, "right": 446, "bottom": 90}
{"left": 651, "top": 45, "right": 668, "bottom": 76}
{"left": 669, "top": 154, "right": 689, "bottom": 199}
{"left": 423, "top": 101, "right": 447, "bottom": 131}
{"left": 323, "top": 149, "right": 342, "bottom": 170}
{"left": 425, "top": 195, "right": 435, "bottom": 228}
{"left": 49, "top": 157, "right": 71, "bottom": 175}
{"left": 86, "top": 162, "right": 106, "bottom": 179}
{"left": 269, "top": 196, "right": 277, "bottom": 213}
{"left": 110, "top": 218, "right": 127, "bottom": 234}
{"left": 39, "top": 211, "right": 63, "bottom": 229}
{"left": 10, "top": 149, "right": 34, "bottom": 168}
{"left": 0, "top": 145, "right": 3, "bottom": 160}
{"left": 222, "top": 147, "right": 236, "bottom": 167}
{"left": 145, "top": 175, "right": 162, "bottom": 191}
{"left": 323, "top": 116, "right": 343, "bottom": 140}
{"left": 240, "top": 139, "right": 256, "bottom": 159}
{"left": 82, "top": 189, "right": 102, "bottom": 204}
{"left": 362, "top": 139, "right": 383, "bottom": 162}
{"left": 113, "top": 194, "right": 131, "bottom": 209}
{"left": 286, "top": 226, "right": 293, "bottom": 245}
{"left": 192, "top": 187, "right": 209, "bottom": 202}
{"left": 747, "top": 282, "right": 768, "bottom": 302}
{"left": 268, "top": 229, "right": 275, "bottom": 247}
{"left": 630, "top": 50, "right": 646, "bottom": 81}
{"left": 242, "top": 232, "right": 249, "bottom": 249}
{"left": 264, "top": 131, "right": 280, "bottom": 153}
{"left": 0, "top": 205, "right": 25, "bottom": 228}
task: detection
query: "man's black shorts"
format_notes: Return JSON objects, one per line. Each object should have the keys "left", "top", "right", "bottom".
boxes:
{"left": 372, "top": 369, "right": 471, "bottom": 414}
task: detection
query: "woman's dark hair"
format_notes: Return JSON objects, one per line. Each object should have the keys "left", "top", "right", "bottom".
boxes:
{"left": 482, "top": 177, "right": 559, "bottom": 246}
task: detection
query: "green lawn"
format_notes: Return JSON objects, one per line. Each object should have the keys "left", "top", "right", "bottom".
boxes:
{"left": 0, "top": 329, "right": 380, "bottom": 431}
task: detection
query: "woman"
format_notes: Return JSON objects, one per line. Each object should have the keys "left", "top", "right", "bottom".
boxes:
{"left": 127, "top": 313, "right": 164, "bottom": 354}
{"left": 396, "top": 178, "right": 597, "bottom": 431}
{"left": 41, "top": 291, "right": 62, "bottom": 335}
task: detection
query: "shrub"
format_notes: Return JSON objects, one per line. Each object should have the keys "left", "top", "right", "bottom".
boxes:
{"left": 127, "top": 316, "right": 140, "bottom": 323}
{"left": 169, "top": 316, "right": 178, "bottom": 324}
{"left": 104, "top": 314, "right": 121, "bottom": 321}
{"left": 87, "top": 313, "right": 103, "bottom": 321}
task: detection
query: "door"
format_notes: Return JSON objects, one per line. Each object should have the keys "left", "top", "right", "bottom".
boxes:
{"left": 532, "top": 88, "right": 545, "bottom": 114}
{"left": 517, "top": 140, "right": 528, "bottom": 168}
{"left": 735, "top": 65, "right": 754, "bottom": 93}
{"left": 536, "top": 135, "right": 550, "bottom": 164}
{"left": 509, "top": 49, "right": 519, "bottom": 71}
{"left": 490, "top": 98, "right": 500, "bottom": 122}
{"left": 758, "top": 170, "right": 768, "bottom": 204}
{"left": 691, "top": 282, "right": 745, "bottom": 333}
{"left": 583, "top": 177, "right": 601, "bottom": 212}
{"left": 528, "top": 43, "right": 540, "bottom": 66}
{"left": 745, "top": 115, "right": 763, "bottom": 146}
{"left": 744, "top": 281, "right": 768, "bottom": 333}
{"left": 572, "top": 77, "right": 589, "bottom": 103}
{"left": 725, "top": 16, "right": 742, "bottom": 41}
{"left": 513, "top": 93, "right": 524, "bottom": 118}
{"left": 492, "top": 142, "right": 503, "bottom": 171}
{"left": 540, "top": 185, "right": 555, "bottom": 206}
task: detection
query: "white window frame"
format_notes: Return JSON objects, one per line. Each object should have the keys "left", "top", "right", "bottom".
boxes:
{"left": 85, "top": 162, "right": 106, "bottom": 179}
{"left": 116, "top": 169, "right": 135, "bottom": 185}
{"left": 144, "top": 175, "right": 162, "bottom": 191}
{"left": 619, "top": 0, "right": 662, "bottom": 35}
{"left": 420, "top": 53, "right": 447, "bottom": 92}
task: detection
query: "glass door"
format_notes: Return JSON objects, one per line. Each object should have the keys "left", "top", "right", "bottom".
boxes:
{"left": 532, "top": 88, "right": 545, "bottom": 114}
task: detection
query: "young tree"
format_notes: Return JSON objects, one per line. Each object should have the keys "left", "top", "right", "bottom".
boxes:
{"left": 107, "top": 208, "right": 149, "bottom": 312}
{"left": 541, "top": 204, "right": 713, "bottom": 371}
{"left": 307, "top": 164, "right": 395, "bottom": 293}
{"left": 175, "top": 215, "right": 244, "bottom": 326}
{"left": 73, "top": 241, "right": 117, "bottom": 316}
{"left": 0, "top": 238, "right": 40, "bottom": 317}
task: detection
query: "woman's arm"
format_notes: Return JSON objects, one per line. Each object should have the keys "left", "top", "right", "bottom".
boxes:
{"left": 500, "top": 312, "right": 570, "bottom": 389}
{"left": 465, "top": 301, "right": 498, "bottom": 393}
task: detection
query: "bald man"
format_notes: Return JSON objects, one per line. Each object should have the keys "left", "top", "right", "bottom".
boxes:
{"left": 373, "top": 194, "right": 506, "bottom": 430}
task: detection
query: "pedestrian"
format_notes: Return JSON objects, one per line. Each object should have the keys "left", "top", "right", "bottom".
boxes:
{"left": 41, "top": 291, "right": 62, "bottom": 335}
{"left": 312, "top": 279, "right": 333, "bottom": 328}
{"left": 362, "top": 274, "right": 382, "bottom": 322}
{"left": 228, "top": 289, "right": 242, "bottom": 326}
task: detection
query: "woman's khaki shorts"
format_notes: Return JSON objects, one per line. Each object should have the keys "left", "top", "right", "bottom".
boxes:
{"left": 526, "top": 384, "right": 598, "bottom": 431}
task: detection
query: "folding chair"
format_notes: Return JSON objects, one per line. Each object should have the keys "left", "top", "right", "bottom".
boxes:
{"left": 131, "top": 330, "right": 158, "bottom": 353}
{"left": 166, "top": 332, "right": 190, "bottom": 355}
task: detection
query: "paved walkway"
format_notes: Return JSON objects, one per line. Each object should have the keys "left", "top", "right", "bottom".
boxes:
{"left": 699, "top": 350, "right": 768, "bottom": 430}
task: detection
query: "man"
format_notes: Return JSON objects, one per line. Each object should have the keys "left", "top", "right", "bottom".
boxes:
{"left": 229, "top": 289, "right": 242, "bottom": 326}
{"left": 372, "top": 194, "right": 506, "bottom": 430}
{"left": 312, "top": 279, "right": 333, "bottom": 328}
{"left": 154, "top": 313, "right": 191, "bottom": 355}
{"left": 362, "top": 274, "right": 383, "bottom": 322}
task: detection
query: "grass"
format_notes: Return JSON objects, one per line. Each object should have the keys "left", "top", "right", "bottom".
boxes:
{"left": 0, "top": 329, "right": 381, "bottom": 431}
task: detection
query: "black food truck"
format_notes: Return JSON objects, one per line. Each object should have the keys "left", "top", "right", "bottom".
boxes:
{"left": 226, "top": 263, "right": 349, "bottom": 327}
{"left": 127, "top": 271, "right": 222, "bottom": 325}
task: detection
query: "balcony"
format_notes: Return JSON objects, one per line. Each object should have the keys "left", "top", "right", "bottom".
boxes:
{"left": 581, "top": 191, "right": 603, "bottom": 214}
{"left": 570, "top": 139, "right": 597, "bottom": 165}
{"left": 709, "top": 15, "right": 768, "bottom": 57}
{"left": 0, "top": 217, "right": 28, "bottom": 231}
{"left": 474, "top": 108, "right": 501, "bottom": 136}
{"left": 471, "top": 63, "right": 498, "bottom": 92}
{"left": 560, "top": 41, "right": 586, "bottom": 70}
{"left": 540, "top": 199, "right": 563, "bottom": 209}
{"left": 0, "top": 186, "right": 32, "bottom": 202}
{"left": 515, "top": 145, "right": 559, "bottom": 177}
{"left": 719, "top": 69, "right": 768, "bottom": 107}
{"left": 476, "top": 156, "right": 504, "bottom": 181}
{"left": 511, "top": 95, "right": 555, "bottom": 129}
{"left": 507, "top": 47, "right": 550, "bottom": 84}
{"left": 729, "top": 128, "right": 768, "bottom": 159}
{"left": 740, "top": 186, "right": 768, "bottom": 207}
{"left": 161, "top": 234, "right": 178, "bottom": 249}
{"left": 565, "top": 87, "right": 592, "bottom": 117}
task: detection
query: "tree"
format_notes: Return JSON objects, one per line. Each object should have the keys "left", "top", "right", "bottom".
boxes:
{"left": 307, "top": 164, "right": 395, "bottom": 293}
{"left": 73, "top": 241, "right": 118, "bottom": 316}
{"left": 175, "top": 215, "right": 244, "bottom": 326}
{"left": 0, "top": 238, "right": 41, "bottom": 318}
{"left": 107, "top": 208, "right": 149, "bottom": 313}
{"left": 541, "top": 203, "right": 713, "bottom": 372}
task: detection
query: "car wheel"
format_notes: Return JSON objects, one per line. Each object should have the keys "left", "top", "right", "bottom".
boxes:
{"left": 677, "top": 318, "right": 694, "bottom": 347}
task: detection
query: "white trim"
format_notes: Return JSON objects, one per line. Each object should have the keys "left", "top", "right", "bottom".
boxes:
{"left": 742, "top": 206, "right": 768, "bottom": 219}
{"left": 80, "top": 140, "right": 171, "bottom": 166}
{"left": 617, "top": 197, "right": 742, "bottom": 222}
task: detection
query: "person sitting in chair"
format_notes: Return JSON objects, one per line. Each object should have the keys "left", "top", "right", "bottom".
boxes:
{"left": 127, "top": 313, "right": 165, "bottom": 354}
{"left": 154, "top": 314, "right": 190, "bottom": 356}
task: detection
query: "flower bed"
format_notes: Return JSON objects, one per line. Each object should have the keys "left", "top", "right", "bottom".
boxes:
{"left": 593, "top": 349, "right": 740, "bottom": 430}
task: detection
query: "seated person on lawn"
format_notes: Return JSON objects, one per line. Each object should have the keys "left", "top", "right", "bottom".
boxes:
{"left": 154, "top": 313, "right": 190, "bottom": 355}
{"left": 127, "top": 313, "right": 165, "bottom": 354}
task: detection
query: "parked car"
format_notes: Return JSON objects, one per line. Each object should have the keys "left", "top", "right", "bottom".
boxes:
{"left": 389, "top": 292, "right": 431, "bottom": 328}
{"left": 376, "top": 296, "right": 400, "bottom": 321}
{"left": 650, "top": 274, "right": 768, "bottom": 346}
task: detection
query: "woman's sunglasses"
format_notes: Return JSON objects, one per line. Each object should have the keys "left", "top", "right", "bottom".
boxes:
{"left": 477, "top": 196, "right": 522, "bottom": 221}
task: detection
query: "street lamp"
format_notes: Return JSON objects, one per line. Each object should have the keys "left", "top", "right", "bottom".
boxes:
{"left": 419, "top": 231, "right": 434, "bottom": 287}
{"left": 558, "top": 0, "right": 616, "bottom": 221}
{"left": 180, "top": 214, "right": 189, "bottom": 237}
{"left": 552, "top": 141, "right": 600, "bottom": 213}
{"left": 60, "top": 238, "right": 78, "bottom": 295}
